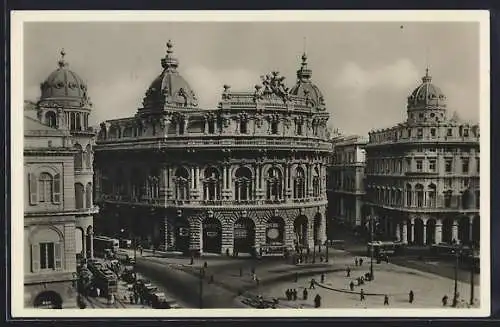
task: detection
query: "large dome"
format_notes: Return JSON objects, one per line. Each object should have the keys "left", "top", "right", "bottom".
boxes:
{"left": 289, "top": 53, "right": 325, "bottom": 110}
{"left": 38, "top": 49, "right": 91, "bottom": 108}
{"left": 142, "top": 40, "right": 198, "bottom": 111}
{"left": 407, "top": 69, "right": 447, "bottom": 110}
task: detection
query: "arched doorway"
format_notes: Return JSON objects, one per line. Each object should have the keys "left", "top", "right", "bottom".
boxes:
{"left": 75, "top": 227, "right": 84, "bottom": 257}
{"left": 413, "top": 218, "right": 424, "bottom": 245}
{"left": 266, "top": 216, "right": 285, "bottom": 245}
{"left": 472, "top": 216, "right": 480, "bottom": 247}
{"left": 426, "top": 219, "right": 436, "bottom": 245}
{"left": 442, "top": 217, "right": 453, "bottom": 244}
{"left": 233, "top": 217, "right": 255, "bottom": 254}
{"left": 175, "top": 217, "right": 190, "bottom": 253}
{"left": 202, "top": 217, "right": 222, "bottom": 254}
{"left": 405, "top": 219, "right": 413, "bottom": 244}
{"left": 293, "top": 215, "right": 308, "bottom": 248}
{"left": 34, "top": 291, "right": 63, "bottom": 309}
{"left": 458, "top": 215, "right": 471, "bottom": 244}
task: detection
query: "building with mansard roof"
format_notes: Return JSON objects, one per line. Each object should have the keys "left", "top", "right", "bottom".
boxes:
{"left": 94, "top": 41, "right": 331, "bottom": 256}
{"left": 24, "top": 50, "right": 97, "bottom": 308}
{"left": 365, "top": 69, "right": 480, "bottom": 248}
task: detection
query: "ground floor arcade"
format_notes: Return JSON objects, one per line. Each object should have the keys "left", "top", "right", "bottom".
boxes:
{"left": 367, "top": 208, "right": 480, "bottom": 247}
{"left": 96, "top": 203, "right": 328, "bottom": 255}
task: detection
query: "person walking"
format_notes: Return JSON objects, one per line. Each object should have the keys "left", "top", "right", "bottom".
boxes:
{"left": 309, "top": 278, "right": 316, "bottom": 289}
{"left": 303, "top": 288, "right": 308, "bottom": 301}
{"left": 409, "top": 290, "right": 414, "bottom": 304}
{"left": 349, "top": 281, "right": 355, "bottom": 291}
{"left": 292, "top": 289, "right": 297, "bottom": 301}
{"left": 346, "top": 267, "right": 351, "bottom": 277}
{"left": 204, "top": 261, "right": 208, "bottom": 269}
{"left": 355, "top": 257, "right": 358, "bottom": 266}
{"left": 442, "top": 295, "right": 448, "bottom": 306}
{"left": 360, "top": 289, "right": 365, "bottom": 301}
{"left": 384, "top": 294, "right": 389, "bottom": 306}
{"left": 286, "top": 289, "right": 291, "bottom": 301}
{"left": 314, "top": 294, "right": 322, "bottom": 308}
{"left": 359, "top": 258, "right": 363, "bottom": 266}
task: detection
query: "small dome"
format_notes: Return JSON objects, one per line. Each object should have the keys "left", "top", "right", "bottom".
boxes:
{"left": 39, "top": 49, "right": 91, "bottom": 108}
{"left": 142, "top": 40, "right": 198, "bottom": 110}
{"left": 289, "top": 52, "right": 325, "bottom": 109}
{"left": 407, "top": 68, "right": 446, "bottom": 110}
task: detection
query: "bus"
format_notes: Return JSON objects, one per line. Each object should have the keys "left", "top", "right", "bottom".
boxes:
{"left": 93, "top": 236, "right": 120, "bottom": 258}
{"left": 367, "top": 241, "right": 404, "bottom": 257}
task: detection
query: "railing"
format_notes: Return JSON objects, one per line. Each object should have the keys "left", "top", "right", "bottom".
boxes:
{"left": 366, "top": 135, "right": 479, "bottom": 147}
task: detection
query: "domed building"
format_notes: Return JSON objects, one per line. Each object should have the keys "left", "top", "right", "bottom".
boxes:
{"left": 94, "top": 41, "right": 331, "bottom": 256}
{"left": 24, "top": 50, "right": 97, "bottom": 308}
{"left": 364, "top": 69, "right": 480, "bottom": 249}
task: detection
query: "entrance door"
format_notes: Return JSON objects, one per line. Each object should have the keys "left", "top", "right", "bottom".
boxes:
{"left": 175, "top": 221, "right": 190, "bottom": 254}
{"left": 34, "top": 291, "right": 63, "bottom": 309}
{"left": 234, "top": 218, "right": 255, "bottom": 254}
{"left": 203, "top": 217, "right": 222, "bottom": 254}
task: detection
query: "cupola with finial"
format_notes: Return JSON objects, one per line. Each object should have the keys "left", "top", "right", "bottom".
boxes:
{"left": 289, "top": 51, "right": 325, "bottom": 111}
{"left": 406, "top": 67, "right": 447, "bottom": 125}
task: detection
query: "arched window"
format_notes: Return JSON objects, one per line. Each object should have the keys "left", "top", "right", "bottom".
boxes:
{"left": 405, "top": 184, "right": 412, "bottom": 206}
{"left": 74, "top": 144, "right": 83, "bottom": 170}
{"left": 240, "top": 120, "right": 248, "bottom": 134}
{"left": 45, "top": 111, "right": 57, "bottom": 128}
{"left": 428, "top": 184, "right": 437, "bottom": 207}
{"left": 175, "top": 167, "right": 190, "bottom": 200}
{"left": 266, "top": 167, "right": 283, "bottom": 201}
{"left": 147, "top": 176, "right": 160, "bottom": 200}
{"left": 208, "top": 121, "right": 215, "bottom": 134}
{"left": 38, "top": 173, "right": 53, "bottom": 203}
{"left": 271, "top": 121, "right": 279, "bottom": 135}
{"left": 76, "top": 112, "right": 82, "bottom": 131}
{"left": 416, "top": 184, "right": 424, "bottom": 207}
{"left": 85, "top": 183, "right": 92, "bottom": 208}
{"left": 312, "top": 167, "right": 320, "bottom": 197}
{"left": 235, "top": 167, "right": 253, "bottom": 201}
{"left": 203, "top": 167, "right": 221, "bottom": 201}
{"left": 75, "top": 183, "right": 84, "bottom": 209}
{"left": 294, "top": 167, "right": 306, "bottom": 199}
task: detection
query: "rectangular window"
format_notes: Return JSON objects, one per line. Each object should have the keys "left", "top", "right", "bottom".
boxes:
{"left": 430, "top": 128, "right": 436, "bottom": 137}
{"left": 429, "top": 160, "right": 436, "bottom": 172}
{"left": 445, "top": 159, "right": 453, "bottom": 173}
{"left": 447, "top": 128, "right": 453, "bottom": 136}
{"left": 416, "top": 160, "right": 423, "bottom": 172}
{"left": 417, "top": 128, "right": 423, "bottom": 139}
{"left": 444, "top": 194, "right": 452, "bottom": 208}
{"left": 462, "top": 159, "right": 469, "bottom": 174}
{"left": 463, "top": 129, "right": 469, "bottom": 137}
{"left": 40, "top": 242, "right": 55, "bottom": 270}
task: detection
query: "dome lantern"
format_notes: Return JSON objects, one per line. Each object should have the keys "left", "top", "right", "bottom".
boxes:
{"left": 406, "top": 68, "right": 447, "bottom": 124}
{"left": 289, "top": 52, "right": 325, "bottom": 110}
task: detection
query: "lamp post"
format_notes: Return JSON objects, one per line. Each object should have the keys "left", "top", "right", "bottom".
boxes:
{"left": 368, "top": 214, "right": 376, "bottom": 281}
{"left": 452, "top": 244, "right": 463, "bottom": 307}
{"left": 199, "top": 268, "right": 204, "bottom": 309}
{"left": 325, "top": 239, "right": 329, "bottom": 263}
{"left": 470, "top": 244, "right": 476, "bottom": 306}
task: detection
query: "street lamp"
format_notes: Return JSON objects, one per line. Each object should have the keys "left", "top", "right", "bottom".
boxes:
{"left": 367, "top": 214, "right": 376, "bottom": 281}
{"left": 452, "top": 243, "right": 463, "bottom": 307}
{"left": 470, "top": 243, "right": 476, "bottom": 306}
{"left": 199, "top": 267, "right": 204, "bottom": 309}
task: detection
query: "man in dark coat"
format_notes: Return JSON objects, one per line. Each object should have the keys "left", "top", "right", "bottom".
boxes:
{"left": 409, "top": 290, "right": 414, "bottom": 303}
{"left": 384, "top": 294, "right": 389, "bottom": 306}
{"left": 303, "top": 288, "right": 308, "bottom": 301}
{"left": 314, "top": 294, "right": 321, "bottom": 308}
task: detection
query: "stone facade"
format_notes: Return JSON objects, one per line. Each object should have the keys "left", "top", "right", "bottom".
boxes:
{"left": 24, "top": 50, "right": 97, "bottom": 308}
{"left": 365, "top": 69, "right": 480, "bottom": 247}
{"left": 327, "top": 135, "right": 368, "bottom": 228}
{"left": 94, "top": 41, "right": 331, "bottom": 255}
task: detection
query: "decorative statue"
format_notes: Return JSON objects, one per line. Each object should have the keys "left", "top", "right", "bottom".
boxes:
{"left": 222, "top": 84, "right": 232, "bottom": 100}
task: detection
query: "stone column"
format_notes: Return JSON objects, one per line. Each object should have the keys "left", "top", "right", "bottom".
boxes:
{"left": 435, "top": 223, "right": 442, "bottom": 244}
{"left": 88, "top": 228, "right": 94, "bottom": 259}
{"left": 452, "top": 223, "right": 459, "bottom": 243}
{"left": 423, "top": 224, "right": 427, "bottom": 245}
{"left": 204, "top": 118, "right": 208, "bottom": 134}
{"left": 395, "top": 223, "right": 401, "bottom": 241}
{"left": 222, "top": 166, "right": 227, "bottom": 193}
{"left": 401, "top": 221, "right": 408, "bottom": 244}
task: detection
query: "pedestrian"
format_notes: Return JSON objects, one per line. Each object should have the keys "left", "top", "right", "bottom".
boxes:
{"left": 321, "top": 273, "right": 325, "bottom": 284}
{"left": 349, "top": 281, "right": 355, "bottom": 291}
{"left": 355, "top": 258, "right": 358, "bottom": 266}
{"left": 226, "top": 248, "right": 230, "bottom": 256}
{"left": 409, "top": 290, "right": 414, "bottom": 304}
{"left": 384, "top": 294, "right": 389, "bottom": 306}
{"left": 442, "top": 295, "right": 448, "bottom": 306}
{"left": 314, "top": 294, "right": 321, "bottom": 308}
{"left": 293, "top": 289, "right": 298, "bottom": 301}
{"left": 204, "top": 261, "right": 208, "bottom": 268}
{"left": 360, "top": 289, "right": 365, "bottom": 301}
{"left": 346, "top": 267, "right": 351, "bottom": 277}
{"left": 190, "top": 256, "right": 194, "bottom": 265}
{"left": 309, "top": 278, "right": 316, "bottom": 289}
{"left": 286, "top": 289, "right": 291, "bottom": 301}
{"left": 303, "top": 288, "right": 308, "bottom": 300}
{"left": 359, "top": 258, "right": 363, "bottom": 266}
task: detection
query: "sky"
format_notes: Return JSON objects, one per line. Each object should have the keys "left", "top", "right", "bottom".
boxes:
{"left": 23, "top": 21, "right": 480, "bottom": 136}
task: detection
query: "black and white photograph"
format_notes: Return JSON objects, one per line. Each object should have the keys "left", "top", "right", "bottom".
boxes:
{"left": 10, "top": 10, "right": 490, "bottom": 318}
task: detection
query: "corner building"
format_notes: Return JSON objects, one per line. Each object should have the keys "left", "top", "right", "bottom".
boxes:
{"left": 365, "top": 69, "right": 480, "bottom": 247}
{"left": 94, "top": 41, "right": 331, "bottom": 255}
{"left": 24, "top": 51, "right": 97, "bottom": 308}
